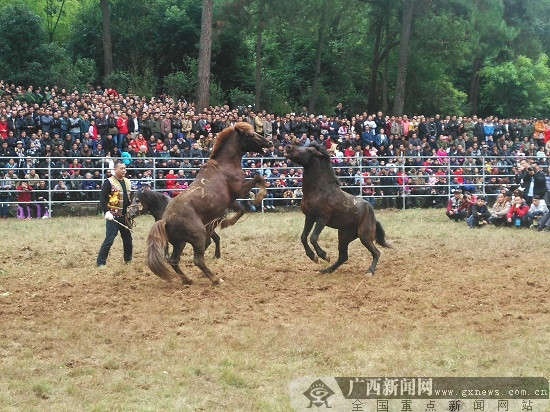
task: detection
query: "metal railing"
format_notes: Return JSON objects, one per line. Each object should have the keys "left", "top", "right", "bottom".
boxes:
{"left": 0, "top": 154, "right": 547, "bottom": 216}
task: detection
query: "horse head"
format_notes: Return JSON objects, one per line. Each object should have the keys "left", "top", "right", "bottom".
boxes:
{"left": 235, "top": 122, "right": 271, "bottom": 154}
{"left": 284, "top": 141, "right": 330, "bottom": 166}
{"left": 128, "top": 185, "right": 149, "bottom": 218}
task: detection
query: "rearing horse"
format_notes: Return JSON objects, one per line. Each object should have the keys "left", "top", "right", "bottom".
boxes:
{"left": 147, "top": 122, "right": 269, "bottom": 285}
{"left": 285, "top": 141, "right": 391, "bottom": 274}
{"left": 128, "top": 185, "right": 221, "bottom": 258}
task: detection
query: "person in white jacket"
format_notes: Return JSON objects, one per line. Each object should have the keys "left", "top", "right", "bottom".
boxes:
{"left": 527, "top": 195, "right": 548, "bottom": 227}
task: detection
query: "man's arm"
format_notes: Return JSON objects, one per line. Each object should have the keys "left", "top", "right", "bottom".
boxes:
{"left": 99, "top": 179, "right": 111, "bottom": 213}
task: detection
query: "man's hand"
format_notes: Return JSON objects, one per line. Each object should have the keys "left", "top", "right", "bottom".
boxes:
{"left": 104, "top": 211, "right": 114, "bottom": 221}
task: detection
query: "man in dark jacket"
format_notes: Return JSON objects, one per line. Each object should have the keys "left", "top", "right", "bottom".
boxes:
{"left": 467, "top": 196, "right": 491, "bottom": 228}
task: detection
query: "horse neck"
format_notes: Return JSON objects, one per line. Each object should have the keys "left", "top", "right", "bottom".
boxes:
{"left": 212, "top": 136, "right": 243, "bottom": 167}
{"left": 302, "top": 159, "right": 339, "bottom": 193}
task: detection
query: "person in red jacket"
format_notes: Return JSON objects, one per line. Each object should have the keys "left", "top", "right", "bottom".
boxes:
{"left": 116, "top": 112, "right": 129, "bottom": 149}
{"left": 16, "top": 181, "right": 35, "bottom": 219}
{"left": 507, "top": 194, "right": 530, "bottom": 227}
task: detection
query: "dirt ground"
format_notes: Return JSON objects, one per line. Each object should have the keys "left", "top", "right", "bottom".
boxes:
{"left": 1, "top": 209, "right": 549, "bottom": 411}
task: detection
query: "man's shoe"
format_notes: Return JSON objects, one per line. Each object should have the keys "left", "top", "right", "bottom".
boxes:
{"left": 97, "top": 264, "right": 106, "bottom": 268}
{"left": 125, "top": 260, "right": 133, "bottom": 265}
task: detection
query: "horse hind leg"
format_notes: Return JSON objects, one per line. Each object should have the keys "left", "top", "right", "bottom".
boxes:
{"left": 359, "top": 221, "right": 381, "bottom": 275}
{"left": 320, "top": 229, "right": 356, "bottom": 274}
{"left": 211, "top": 231, "right": 221, "bottom": 259}
{"left": 168, "top": 241, "right": 193, "bottom": 285}
{"left": 310, "top": 219, "right": 330, "bottom": 262}
{"left": 192, "top": 240, "right": 223, "bottom": 285}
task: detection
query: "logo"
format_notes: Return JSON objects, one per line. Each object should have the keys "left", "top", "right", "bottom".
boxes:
{"left": 304, "top": 379, "right": 335, "bottom": 408}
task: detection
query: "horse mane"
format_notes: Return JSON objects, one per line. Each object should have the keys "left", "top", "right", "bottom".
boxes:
{"left": 210, "top": 122, "right": 255, "bottom": 159}
{"left": 139, "top": 186, "right": 170, "bottom": 208}
{"left": 307, "top": 141, "right": 340, "bottom": 185}
{"left": 309, "top": 141, "right": 331, "bottom": 161}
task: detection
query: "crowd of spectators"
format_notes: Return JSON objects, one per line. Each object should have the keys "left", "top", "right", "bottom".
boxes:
{"left": 1, "top": 81, "right": 549, "bottom": 221}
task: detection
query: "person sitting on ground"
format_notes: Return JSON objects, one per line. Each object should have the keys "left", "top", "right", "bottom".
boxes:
{"left": 536, "top": 208, "right": 550, "bottom": 232}
{"left": 526, "top": 195, "right": 548, "bottom": 227}
{"left": 467, "top": 196, "right": 491, "bottom": 228}
{"left": 487, "top": 192, "right": 511, "bottom": 226}
{"left": 507, "top": 194, "right": 530, "bottom": 227}
{"left": 446, "top": 189, "right": 468, "bottom": 221}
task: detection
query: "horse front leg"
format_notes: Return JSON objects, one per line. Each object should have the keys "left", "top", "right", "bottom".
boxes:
{"left": 220, "top": 201, "right": 246, "bottom": 228}
{"left": 301, "top": 215, "right": 319, "bottom": 263}
{"left": 310, "top": 219, "right": 330, "bottom": 262}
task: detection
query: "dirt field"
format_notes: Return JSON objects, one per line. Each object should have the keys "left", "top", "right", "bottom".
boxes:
{"left": 1, "top": 209, "right": 549, "bottom": 411}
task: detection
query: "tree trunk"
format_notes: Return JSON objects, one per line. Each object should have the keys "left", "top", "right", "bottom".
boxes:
{"left": 382, "top": 44, "right": 390, "bottom": 114}
{"left": 197, "top": 0, "right": 213, "bottom": 112}
{"left": 367, "top": 17, "right": 384, "bottom": 113}
{"left": 255, "top": 0, "right": 265, "bottom": 111}
{"left": 308, "top": 7, "right": 328, "bottom": 114}
{"left": 469, "top": 56, "right": 484, "bottom": 116}
{"left": 392, "top": 0, "right": 415, "bottom": 116}
{"left": 100, "top": 0, "right": 113, "bottom": 76}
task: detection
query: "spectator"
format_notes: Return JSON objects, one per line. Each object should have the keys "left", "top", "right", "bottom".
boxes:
{"left": 487, "top": 192, "right": 512, "bottom": 226}
{"left": 467, "top": 196, "right": 491, "bottom": 228}
{"left": 507, "top": 195, "right": 530, "bottom": 227}
{"left": 526, "top": 195, "right": 548, "bottom": 227}
{"left": 446, "top": 189, "right": 468, "bottom": 221}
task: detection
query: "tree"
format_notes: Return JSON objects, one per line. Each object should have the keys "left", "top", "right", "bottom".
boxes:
{"left": 45, "top": 0, "right": 67, "bottom": 43}
{"left": 392, "top": 0, "right": 415, "bottom": 116}
{"left": 480, "top": 55, "right": 550, "bottom": 118}
{"left": 100, "top": 0, "right": 113, "bottom": 76}
{"left": 255, "top": 0, "right": 265, "bottom": 110}
{"left": 196, "top": 0, "right": 213, "bottom": 112}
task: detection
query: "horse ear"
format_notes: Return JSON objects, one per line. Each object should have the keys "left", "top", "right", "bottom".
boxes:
{"left": 234, "top": 122, "right": 254, "bottom": 136}
{"left": 307, "top": 146, "right": 324, "bottom": 158}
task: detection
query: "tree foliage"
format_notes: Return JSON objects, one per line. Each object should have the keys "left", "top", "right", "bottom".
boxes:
{"left": 1, "top": 0, "right": 549, "bottom": 117}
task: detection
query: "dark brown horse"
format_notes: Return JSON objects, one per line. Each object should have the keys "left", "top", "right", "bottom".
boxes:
{"left": 284, "top": 141, "right": 391, "bottom": 274}
{"left": 128, "top": 185, "right": 221, "bottom": 258}
{"left": 147, "top": 122, "right": 269, "bottom": 285}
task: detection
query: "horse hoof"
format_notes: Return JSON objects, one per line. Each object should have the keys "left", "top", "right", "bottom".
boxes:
{"left": 367, "top": 271, "right": 375, "bottom": 276}
{"left": 181, "top": 278, "right": 193, "bottom": 285}
{"left": 319, "top": 268, "right": 332, "bottom": 275}
{"left": 312, "top": 255, "right": 319, "bottom": 263}
{"left": 323, "top": 255, "right": 331, "bottom": 263}
{"left": 212, "top": 277, "right": 224, "bottom": 285}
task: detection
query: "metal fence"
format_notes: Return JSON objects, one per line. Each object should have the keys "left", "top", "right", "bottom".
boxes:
{"left": 0, "top": 154, "right": 547, "bottom": 217}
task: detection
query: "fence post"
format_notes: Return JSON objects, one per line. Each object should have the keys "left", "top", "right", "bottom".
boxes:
{"left": 359, "top": 157, "right": 363, "bottom": 200}
{"left": 260, "top": 156, "right": 265, "bottom": 213}
{"left": 447, "top": 158, "right": 451, "bottom": 197}
{"left": 402, "top": 161, "right": 406, "bottom": 210}
{"left": 482, "top": 156, "right": 486, "bottom": 195}
{"left": 48, "top": 159, "right": 52, "bottom": 217}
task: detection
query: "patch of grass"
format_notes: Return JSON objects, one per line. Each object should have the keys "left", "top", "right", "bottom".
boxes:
{"left": 0, "top": 211, "right": 549, "bottom": 410}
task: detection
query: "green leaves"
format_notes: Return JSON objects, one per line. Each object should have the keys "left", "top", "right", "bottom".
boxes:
{"left": 480, "top": 55, "right": 550, "bottom": 118}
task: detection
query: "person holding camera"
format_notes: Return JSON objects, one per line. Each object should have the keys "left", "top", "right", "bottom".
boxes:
{"left": 96, "top": 161, "right": 132, "bottom": 267}
{"left": 517, "top": 162, "right": 546, "bottom": 205}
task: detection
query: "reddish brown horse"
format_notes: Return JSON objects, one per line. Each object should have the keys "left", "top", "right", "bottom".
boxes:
{"left": 285, "top": 141, "right": 391, "bottom": 274}
{"left": 147, "top": 122, "right": 269, "bottom": 285}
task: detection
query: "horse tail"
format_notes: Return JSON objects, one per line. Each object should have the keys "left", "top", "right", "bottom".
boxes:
{"left": 254, "top": 177, "right": 267, "bottom": 207}
{"left": 147, "top": 220, "right": 173, "bottom": 281}
{"left": 375, "top": 220, "right": 392, "bottom": 248}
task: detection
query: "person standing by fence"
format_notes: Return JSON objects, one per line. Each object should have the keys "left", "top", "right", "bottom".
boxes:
{"left": 96, "top": 161, "right": 132, "bottom": 267}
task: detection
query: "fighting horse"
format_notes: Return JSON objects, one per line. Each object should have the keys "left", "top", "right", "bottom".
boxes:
{"left": 128, "top": 185, "right": 221, "bottom": 258}
{"left": 147, "top": 122, "right": 269, "bottom": 285}
{"left": 284, "top": 141, "right": 391, "bottom": 274}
